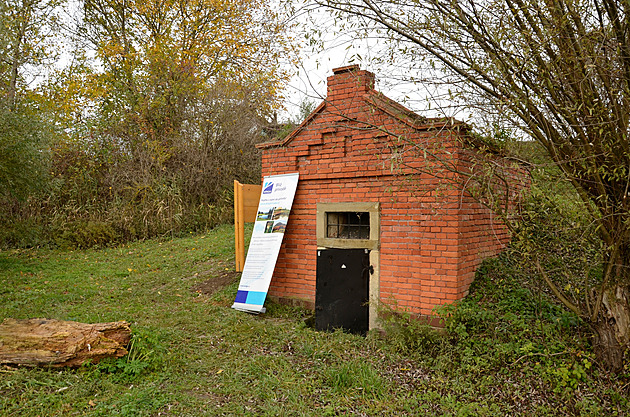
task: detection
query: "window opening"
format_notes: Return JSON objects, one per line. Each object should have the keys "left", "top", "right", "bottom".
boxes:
{"left": 326, "top": 212, "right": 370, "bottom": 239}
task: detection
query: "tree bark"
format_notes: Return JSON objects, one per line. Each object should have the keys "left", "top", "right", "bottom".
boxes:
{"left": 7, "top": 0, "right": 32, "bottom": 109}
{"left": 592, "top": 285, "right": 630, "bottom": 372}
{"left": 0, "top": 318, "right": 131, "bottom": 367}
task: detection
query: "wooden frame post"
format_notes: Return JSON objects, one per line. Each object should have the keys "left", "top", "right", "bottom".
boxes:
{"left": 234, "top": 180, "right": 262, "bottom": 272}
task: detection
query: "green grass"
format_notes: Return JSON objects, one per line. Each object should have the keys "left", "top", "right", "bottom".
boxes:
{"left": 1, "top": 224, "right": 628, "bottom": 416}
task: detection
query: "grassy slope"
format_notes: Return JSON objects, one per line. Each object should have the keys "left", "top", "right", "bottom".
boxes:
{"left": 0, "top": 224, "right": 628, "bottom": 416}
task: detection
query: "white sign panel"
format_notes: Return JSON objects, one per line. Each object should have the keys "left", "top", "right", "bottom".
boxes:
{"left": 232, "top": 173, "right": 299, "bottom": 313}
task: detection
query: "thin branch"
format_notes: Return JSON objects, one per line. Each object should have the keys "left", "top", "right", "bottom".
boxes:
{"left": 535, "top": 258, "right": 581, "bottom": 316}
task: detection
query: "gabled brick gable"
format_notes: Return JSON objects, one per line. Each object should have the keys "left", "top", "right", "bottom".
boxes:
{"left": 258, "top": 65, "right": 515, "bottom": 318}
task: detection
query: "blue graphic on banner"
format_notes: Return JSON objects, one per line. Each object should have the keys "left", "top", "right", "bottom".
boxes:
{"left": 232, "top": 173, "right": 299, "bottom": 314}
{"left": 234, "top": 290, "right": 267, "bottom": 306}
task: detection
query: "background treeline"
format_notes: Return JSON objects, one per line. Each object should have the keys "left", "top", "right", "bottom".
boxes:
{"left": 0, "top": 0, "right": 293, "bottom": 248}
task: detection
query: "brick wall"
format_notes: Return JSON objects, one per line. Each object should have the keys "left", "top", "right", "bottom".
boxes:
{"left": 258, "top": 65, "right": 515, "bottom": 316}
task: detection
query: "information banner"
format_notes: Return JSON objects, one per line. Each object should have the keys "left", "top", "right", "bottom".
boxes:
{"left": 231, "top": 173, "right": 299, "bottom": 313}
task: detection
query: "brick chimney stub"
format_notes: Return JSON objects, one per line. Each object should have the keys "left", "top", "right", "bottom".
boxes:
{"left": 327, "top": 65, "right": 375, "bottom": 101}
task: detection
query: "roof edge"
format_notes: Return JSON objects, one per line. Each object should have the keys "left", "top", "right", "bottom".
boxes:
{"left": 363, "top": 90, "right": 470, "bottom": 132}
{"left": 256, "top": 100, "right": 327, "bottom": 149}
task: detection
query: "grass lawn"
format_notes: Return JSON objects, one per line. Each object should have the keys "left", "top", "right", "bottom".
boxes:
{"left": 1, "top": 224, "right": 628, "bottom": 416}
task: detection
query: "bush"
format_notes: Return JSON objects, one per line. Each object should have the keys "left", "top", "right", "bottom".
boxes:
{"left": 0, "top": 83, "right": 265, "bottom": 249}
{"left": 0, "top": 104, "right": 51, "bottom": 200}
{"left": 434, "top": 254, "right": 596, "bottom": 388}
{"left": 53, "top": 221, "right": 120, "bottom": 249}
{"left": 0, "top": 217, "right": 47, "bottom": 248}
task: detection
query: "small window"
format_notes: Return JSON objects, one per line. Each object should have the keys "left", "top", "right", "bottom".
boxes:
{"left": 326, "top": 212, "right": 370, "bottom": 239}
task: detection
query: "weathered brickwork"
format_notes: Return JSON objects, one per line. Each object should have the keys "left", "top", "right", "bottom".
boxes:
{"left": 258, "top": 65, "right": 518, "bottom": 317}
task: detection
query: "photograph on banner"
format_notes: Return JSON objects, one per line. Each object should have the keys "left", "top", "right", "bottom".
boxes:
{"left": 256, "top": 204, "right": 290, "bottom": 233}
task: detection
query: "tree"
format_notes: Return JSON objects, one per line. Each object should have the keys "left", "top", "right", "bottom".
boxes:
{"left": 0, "top": 0, "right": 57, "bottom": 199}
{"left": 79, "top": 0, "right": 290, "bottom": 142}
{"left": 318, "top": 0, "right": 630, "bottom": 371}
{"left": 81, "top": 0, "right": 291, "bottom": 201}
{"left": 74, "top": 0, "right": 291, "bottom": 178}
{"left": 0, "top": 0, "right": 61, "bottom": 108}
{"left": 19, "top": 0, "right": 295, "bottom": 242}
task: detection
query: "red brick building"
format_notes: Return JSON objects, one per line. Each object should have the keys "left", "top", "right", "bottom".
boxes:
{"left": 258, "top": 65, "right": 518, "bottom": 332}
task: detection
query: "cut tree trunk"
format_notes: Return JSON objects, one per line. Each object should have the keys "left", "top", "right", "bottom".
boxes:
{"left": 0, "top": 318, "right": 131, "bottom": 367}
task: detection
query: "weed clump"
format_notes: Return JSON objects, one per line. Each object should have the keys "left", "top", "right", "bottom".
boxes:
{"left": 374, "top": 308, "right": 447, "bottom": 357}
{"left": 323, "top": 359, "right": 388, "bottom": 399}
{"left": 91, "top": 330, "right": 165, "bottom": 383}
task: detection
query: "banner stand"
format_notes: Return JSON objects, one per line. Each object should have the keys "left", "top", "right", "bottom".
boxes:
{"left": 231, "top": 173, "right": 299, "bottom": 314}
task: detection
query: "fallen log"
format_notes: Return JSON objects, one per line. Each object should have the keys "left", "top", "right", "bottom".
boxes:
{"left": 0, "top": 318, "right": 131, "bottom": 367}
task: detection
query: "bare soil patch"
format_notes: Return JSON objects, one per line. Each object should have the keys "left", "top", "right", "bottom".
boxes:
{"left": 192, "top": 270, "right": 240, "bottom": 296}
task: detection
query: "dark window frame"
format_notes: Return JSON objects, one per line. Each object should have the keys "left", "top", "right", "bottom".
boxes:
{"left": 326, "top": 211, "right": 370, "bottom": 239}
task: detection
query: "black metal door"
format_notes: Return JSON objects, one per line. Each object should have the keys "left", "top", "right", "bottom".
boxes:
{"left": 315, "top": 248, "right": 371, "bottom": 334}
